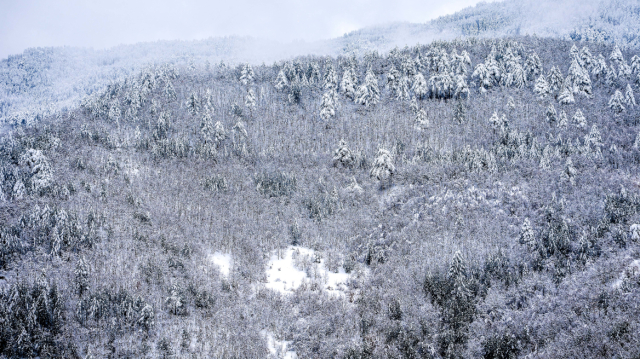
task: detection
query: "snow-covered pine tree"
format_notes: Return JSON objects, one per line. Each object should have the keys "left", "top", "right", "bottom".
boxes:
{"left": 625, "top": 83, "right": 636, "bottom": 107}
{"left": 609, "top": 90, "right": 626, "bottom": 114}
{"left": 546, "top": 104, "right": 558, "bottom": 124}
{"left": 355, "top": 68, "right": 380, "bottom": 107}
{"left": 213, "top": 121, "right": 226, "bottom": 144}
{"left": 409, "top": 96, "right": 418, "bottom": 114}
{"left": 412, "top": 73, "right": 428, "bottom": 100}
{"left": 631, "top": 55, "right": 640, "bottom": 75}
{"left": 506, "top": 96, "right": 516, "bottom": 112}
{"left": 563, "top": 157, "right": 577, "bottom": 185}
{"left": 570, "top": 45, "right": 580, "bottom": 62}
{"left": 323, "top": 62, "right": 338, "bottom": 91}
{"left": 572, "top": 109, "right": 587, "bottom": 128}
{"left": 558, "top": 85, "right": 575, "bottom": 105}
{"left": 449, "top": 250, "right": 467, "bottom": 290}
{"left": 370, "top": 148, "right": 395, "bottom": 187}
{"left": 320, "top": 91, "right": 335, "bottom": 121}
{"left": 454, "top": 75, "right": 469, "bottom": 99}
{"left": 397, "top": 76, "right": 410, "bottom": 101}
{"left": 559, "top": 111, "right": 568, "bottom": 128}
{"left": 519, "top": 218, "right": 536, "bottom": 249}
{"left": 472, "top": 63, "right": 492, "bottom": 92}
{"left": 591, "top": 54, "right": 607, "bottom": 79}
{"left": 341, "top": 68, "right": 356, "bottom": 100}
{"left": 187, "top": 92, "right": 200, "bottom": 115}
{"left": 454, "top": 99, "right": 467, "bottom": 124}
{"left": 617, "top": 59, "right": 632, "bottom": 80}
{"left": 610, "top": 45, "right": 624, "bottom": 64}
{"left": 387, "top": 65, "right": 400, "bottom": 96}
{"left": 579, "top": 46, "right": 593, "bottom": 69}
{"left": 333, "top": 140, "right": 355, "bottom": 168}
{"left": 525, "top": 52, "right": 543, "bottom": 81}
{"left": 164, "top": 80, "right": 177, "bottom": 100}
{"left": 605, "top": 64, "right": 619, "bottom": 87}
{"left": 507, "top": 63, "right": 526, "bottom": 88}
{"left": 19, "top": 149, "right": 53, "bottom": 193}
{"left": 240, "top": 63, "right": 254, "bottom": 85}
{"left": 415, "top": 108, "right": 429, "bottom": 129}
{"left": 75, "top": 256, "right": 89, "bottom": 296}
{"left": 307, "top": 62, "right": 321, "bottom": 85}
{"left": 489, "top": 111, "right": 507, "bottom": 132}
{"left": 534, "top": 75, "right": 551, "bottom": 99}
{"left": 275, "top": 69, "right": 288, "bottom": 91}
{"left": 568, "top": 59, "right": 592, "bottom": 96}
{"left": 13, "top": 179, "right": 26, "bottom": 200}
{"left": 245, "top": 88, "right": 256, "bottom": 113}
{"left": 547, "top": 66, "right": 564, "bottom": 93}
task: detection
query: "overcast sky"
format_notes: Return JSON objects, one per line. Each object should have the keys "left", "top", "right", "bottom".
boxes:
{"left": 0, "top": 0, "right": 498, "bottom": 59}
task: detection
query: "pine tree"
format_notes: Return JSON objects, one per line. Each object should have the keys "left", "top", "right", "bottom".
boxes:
{"left": 396, "top": 76, "right": 410, "bottom": 101}
{"left": 320, "top": 91, "right": 335, "bottom": 121}
{"left": 275, "top": 69, "right": 288, "bottom": 91}
{"left": 546, "top": 104, "right": 558, "bottom": 124}
{"left": 534, "top": 75, "right": 551, "bottom": 99}
{"left": 631, "top": 55, "right": 640, "bottom": 74}
{"left": 609, "top": 90, "right": 626, "bottom": 114}
{"left": 355, "top": 68, "right": 380, "bottom": 107}
{"left": 212, "top": 121, "right": 226, "bottom": 144}
{"left": 20, "top": 149, "right": 53, "bottom": 192}
{"left": 563, "top": 157, "right": 577, "bottom": 185}
{"left": 341, "top": 68, "right": 356, "bottom": 100}
{"left": 579, "top": 46, "right": 593, "bottom": 69}
{"left": 245, "top": 88, "right": 256, "bottom": 112}
{"left": 524, "top": 52, "right": 543, "bottom": 81}
{"left": 568, "top": 59, "right": 592, "bottom": 96}
{"left": 489, "top": 112, "right": 507, "bottom": 132}
{"left": 453, "top": 99, "right": 467, "bottom": 124}
{"left": 472, "top": 63, "right": 492, "bottom": 92}
{"left": 625, "top": 83, "right": 636, "bottom": 107}
{"left": 605, "top": 65, "right": 619, "bottom": 87}
{"left": 240, "top": 63, "right": 254, "bottom": 85}
{"left": 308, "top": 62, "right": 321, "bottom": 84}
{"left": 547, "top": 66, "right": 564, "bottom": 93}
{"left": 332, "top": 140, "right": 355, "bottom": 168}
{"left": 558, "top": 110, "right": 568, "bottom": 128}
{"left": 572, "top": 109, "right": 587, "bottom": 128}
{"left": 412, "top": 73, "right": 428, "bottom": 100}
{"left": 519, "top": 218, "right": 536, "bottom": 249}
{"left": 610, "top": 45, "right": 624, "bottom": 64}
{"left": 570, "top": 44, "right": 580, "bottom": 62}
{"left": 387, "top": 65, "right": 400, "bottom": 96}
{"left": 415, "top": 108, "right": 429, "bottom": 129}
{"left": 558, "top": 85, "right": 575, "bottom": 105}
{"left": 75, "top": 256, "right": 89, "bottom": 296}
{"left": 13, "top": 179, "right": 25, "bottom": 200}
{"left": 619, "top": 61, "right": 633, "bottom": 80}
{"left": 370, "top": 148, "right": 395, "bottom": 187}
{"left": 507, "top": 63, "right": 526, "bottom": 88}
{"left": 187, "top": 92, "right": 200, "bottom": 115}
{"left": 591, "top": 54, "right": 607, "bottom": 79}
{"left": 454, "top": 75, "right": 469, "bottom": 99}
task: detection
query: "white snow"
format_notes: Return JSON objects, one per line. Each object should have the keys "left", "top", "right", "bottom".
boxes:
{"left": 262, "top": 331, "right": 297, "bottom": 359}
{"left": 210, "top": 252, "right": 232, "bottom": 277}
{"left": 612, "top": 259, "right": 640, "bottom": 289}
{"left": 264, "top": 246, "right": 351, "bottom": 296}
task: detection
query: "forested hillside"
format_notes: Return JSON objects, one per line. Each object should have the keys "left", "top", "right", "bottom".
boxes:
{"left": 1, "top": 35, "right": 640, "bottom": 358}
{"left": 5, "top": 0, "right": 640, "bottom": 132}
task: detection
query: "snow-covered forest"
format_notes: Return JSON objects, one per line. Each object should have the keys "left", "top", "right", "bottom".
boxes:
{"left": 3, "top": 1, "right": 640, "bottom": 358}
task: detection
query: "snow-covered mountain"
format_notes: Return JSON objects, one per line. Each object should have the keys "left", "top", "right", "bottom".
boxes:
{"left": 2, "top": 0, "right": 640, "bottom": 125}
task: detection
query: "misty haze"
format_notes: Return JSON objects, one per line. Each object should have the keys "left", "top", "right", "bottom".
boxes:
{"left": 1, "top": 0, "right": 640, "bottom": 358}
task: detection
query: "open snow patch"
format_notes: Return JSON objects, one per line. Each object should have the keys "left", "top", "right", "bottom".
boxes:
{"left": 264, "top": 246, "right": 351, "bottom": 296}
{"left": 262, "top": 331, "right": 297, "bottom": 359}
{"left": 210, "top": 252, "right": 232, "bottom": 277}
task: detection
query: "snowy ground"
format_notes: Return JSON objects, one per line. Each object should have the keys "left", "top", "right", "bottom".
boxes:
{"left": 209, "top": 252, "right": 232, "bottom": 277}
{"left": 264, "top": 246, "right": 351, "bottom": 296}
{"left": 262, "top": 331, "right": 297, "bottom": 359}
